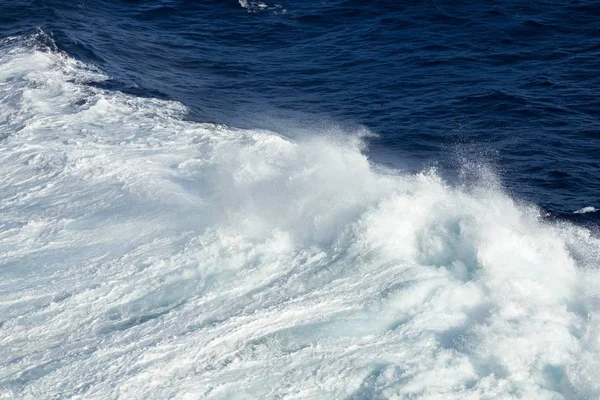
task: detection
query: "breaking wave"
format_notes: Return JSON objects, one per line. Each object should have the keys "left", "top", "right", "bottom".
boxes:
{"left": 1, "top": 34, "right": 600, "bottom": 399}
{"left": 574, "top": 207, "right": 598, "bottom": 215}
{"left": 238, "top": 0, "right": 286, "bottom": 14}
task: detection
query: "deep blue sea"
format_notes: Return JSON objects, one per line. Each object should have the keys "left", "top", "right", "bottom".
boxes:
{"left": 1, "top": 1, "right": 600, "bottom": 399}
{"left": 3, "top": 0, "right": 600, "bottom": 219}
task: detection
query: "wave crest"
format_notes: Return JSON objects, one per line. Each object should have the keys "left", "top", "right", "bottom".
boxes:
{"left": 1, "top": 35, "right": 600, "bottom": 399}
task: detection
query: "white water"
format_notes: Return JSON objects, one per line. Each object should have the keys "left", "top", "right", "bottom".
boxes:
{"left": 238, "top": 0, "right": 286, "bottom": 14}
{"left": 574, "top": 207, "right": 597, "bottom": 215}
{"left": 1, "top": 35, "right": 600, "bottom": 400}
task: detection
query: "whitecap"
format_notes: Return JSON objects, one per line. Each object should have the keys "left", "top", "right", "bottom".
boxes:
{"left": 239, "top": 0, "right": 286, "bottom": 14}
{"left": 1, "top": 34, "right": 600, "bottom": 399}
{"left": 574, "top": 206, "right": 597, "bottom": 214}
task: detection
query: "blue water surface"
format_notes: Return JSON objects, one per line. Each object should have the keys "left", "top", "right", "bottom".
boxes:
{"left": 1, "top": 0, "right": 599, "bottom": 221}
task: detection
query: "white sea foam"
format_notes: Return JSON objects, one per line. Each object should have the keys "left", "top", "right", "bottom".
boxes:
{"left": 574, "top": 206, "right": 597, "bottom": 214}
{"left": 239, "top": 0, "right": 286, "bottom": 14}
{"left": 1, "top": 35, "right": 600, "bottom": 399}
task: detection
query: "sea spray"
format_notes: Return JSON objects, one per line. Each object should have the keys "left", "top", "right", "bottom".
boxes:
{"left": 1, "top": 35, "right": 599, "bottom": 400}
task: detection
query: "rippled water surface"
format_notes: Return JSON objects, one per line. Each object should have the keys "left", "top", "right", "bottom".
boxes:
{"left": 3, "top": 0, "right": 600, "bottom": 216}
{"left": 1, "top": 1, "right": 600, "bottom": 399}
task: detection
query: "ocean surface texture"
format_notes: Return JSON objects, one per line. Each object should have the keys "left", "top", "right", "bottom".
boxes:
{"left": 1, "top": 1, "right": 600, "bottom": 399}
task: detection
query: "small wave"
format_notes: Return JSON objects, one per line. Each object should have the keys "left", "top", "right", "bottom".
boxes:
{"left": 574, "top": 206, "right": 598, "bottom": 214}
{"left": 238, "top": 0, "right": 286, "bottom": 14}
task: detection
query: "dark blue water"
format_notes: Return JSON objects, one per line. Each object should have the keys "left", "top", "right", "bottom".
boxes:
{"left": 5, "top": 2, "right": 600, "bottom": 398}
{"left": 2, "top": 0, "right": 599, "bottom": 221}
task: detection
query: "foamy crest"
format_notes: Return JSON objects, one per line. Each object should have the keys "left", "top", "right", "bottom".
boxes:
{"left": 1, "top": 35, "right": 599, "bottom": 399}
{"left": 239, "top": 0, "right": 286, "bottom": 14}
{"left": 574, "top": 206, "right": 597, "bottom": 214}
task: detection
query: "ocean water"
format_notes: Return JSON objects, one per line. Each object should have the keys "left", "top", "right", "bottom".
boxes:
{"left": 1, "top": 1, "right": 600, "bottom": 399}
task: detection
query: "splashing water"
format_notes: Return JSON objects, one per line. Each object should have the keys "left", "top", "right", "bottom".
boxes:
{"left": 1, "top": 34, "right": 600, "bottom": 400}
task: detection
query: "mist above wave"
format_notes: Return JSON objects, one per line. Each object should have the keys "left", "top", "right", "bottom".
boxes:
{"left": 1, "top": 34, "right": 600, "bottom": 400}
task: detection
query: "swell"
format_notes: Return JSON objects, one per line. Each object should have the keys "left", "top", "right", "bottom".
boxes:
{"left": 1, "top": 33, "right": 600, "bottom": 399}
{"left": 5, "top": 0, "right": 598, "bottom": 221}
